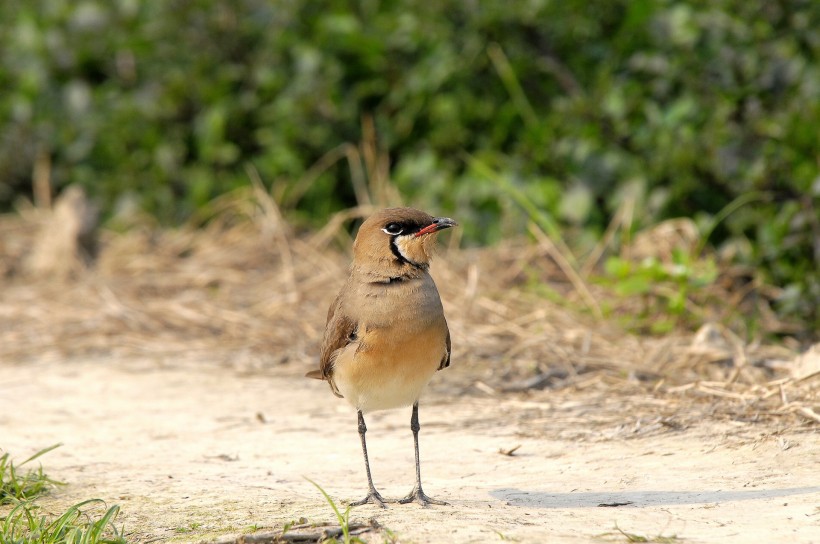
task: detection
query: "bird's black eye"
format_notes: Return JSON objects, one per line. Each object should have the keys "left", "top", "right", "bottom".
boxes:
{"left": 382, "top": 222, "right": 403, "bottom": 235}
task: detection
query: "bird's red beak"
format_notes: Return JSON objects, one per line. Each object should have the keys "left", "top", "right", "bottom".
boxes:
{"left": 415, "top": 217, "right": 458, "bottom": 237}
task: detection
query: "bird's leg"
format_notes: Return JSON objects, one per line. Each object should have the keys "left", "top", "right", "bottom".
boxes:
{"left": 349, "top": 410, "right": 387, "bottom": 508}
{"left": 398, "top": 402, "right": 448, "bottom": 506}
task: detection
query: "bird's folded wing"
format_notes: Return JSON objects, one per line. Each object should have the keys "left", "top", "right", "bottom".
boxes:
{"left": 311, "top": 294, "right": 357, "bottom": 380}
{"left": 439, "top": 322, "right": 451, "bottom": 371}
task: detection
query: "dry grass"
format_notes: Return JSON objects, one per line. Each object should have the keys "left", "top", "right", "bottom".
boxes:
{"left": 0, "top": 187, "right": 817, "bottom": 432}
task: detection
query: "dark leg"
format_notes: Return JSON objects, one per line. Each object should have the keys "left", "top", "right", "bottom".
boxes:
{"left": 398, "top": 402, "right": 447, "bottom": 506}
{"left": 349, "top": 410, "right": 387, "bottom": 508}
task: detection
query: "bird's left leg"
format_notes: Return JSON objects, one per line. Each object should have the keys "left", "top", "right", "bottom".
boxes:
{"left": 398, "top": 402, "right": 448, "bottom": 506}
{"left": 349, "top": 410, "right": 387, "bottom": 508}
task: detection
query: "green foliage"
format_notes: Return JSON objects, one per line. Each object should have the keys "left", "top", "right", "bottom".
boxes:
{"left": 1, "top": 445, "right": 64, "bottom": 505}
{"left": 1, "top": 500, "right": 126, "bottom": 544}
{"left": 0, "top": 0, "right": 816, "bottom": 333}
{"left": 1, "top": 446, "right": 124, "bottom": 544}
{"left": 304, "top": 478, "right": 364, "bottom": 544}
{"left": 600, "top": 253, "right": 718, "bottom": 333}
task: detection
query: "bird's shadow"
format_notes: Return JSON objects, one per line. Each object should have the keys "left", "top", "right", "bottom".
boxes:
{"left": 490, "top": 487, "right": 820, "bottom": 508}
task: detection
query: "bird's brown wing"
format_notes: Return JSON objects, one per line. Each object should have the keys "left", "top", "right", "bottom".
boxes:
{"left": 307, "top": 293, "right": 357, "bottom": 389}
{"left": 438, "top": 319, "right": 451, "bottom": 370}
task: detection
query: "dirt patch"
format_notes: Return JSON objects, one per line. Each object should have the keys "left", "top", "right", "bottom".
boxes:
{"left": 2, "top": 358, "right": 818, "bottom": 543}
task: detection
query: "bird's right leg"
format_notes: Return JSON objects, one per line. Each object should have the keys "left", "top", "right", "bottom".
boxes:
{"left": 349, "top": 410, "right": 387, "bottom": 508}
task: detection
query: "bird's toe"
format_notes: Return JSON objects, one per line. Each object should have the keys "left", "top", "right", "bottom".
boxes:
{"left": 397, "top": 487, "right": 448, "bottom": 507}
{"left": 349, "top": 490, "right": 388, "bottom": 508}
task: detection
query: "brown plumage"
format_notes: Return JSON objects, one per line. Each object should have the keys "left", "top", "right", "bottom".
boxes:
{"left": 306, "top": 207, "right": 456, "bottom": 508}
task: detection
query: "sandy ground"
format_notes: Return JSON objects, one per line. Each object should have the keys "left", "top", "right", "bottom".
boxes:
{"left": 1, "top": 357, "right": 818, "bottom": 544}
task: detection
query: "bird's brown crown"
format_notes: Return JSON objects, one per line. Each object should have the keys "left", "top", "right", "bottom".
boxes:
{"left": 352, "top": 207, "right": 456, "bottom": 280}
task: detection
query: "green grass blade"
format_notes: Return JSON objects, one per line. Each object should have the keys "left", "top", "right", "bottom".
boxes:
{"left": 487, "top": 42, "right": 538, "bottom": 128}
{"left": 20, "top": 444, "right": 63, "bottom": 467}
{"left": 47, "top": 503, "right": 82, "bottom": 540}
{"left": 304, "top": 477, "right": 352, "bottom": 543}
{"left": 696, "top": 191, "right": 771, "bottom": 255}
{"left": 464, "top": 153, "right": 570, "bottom": 260}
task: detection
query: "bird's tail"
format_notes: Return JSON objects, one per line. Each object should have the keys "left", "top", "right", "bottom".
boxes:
{"left": 305, "top": 369, "right": 324, "bottom": 380}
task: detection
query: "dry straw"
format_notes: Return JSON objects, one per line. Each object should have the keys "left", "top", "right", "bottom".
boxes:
{"left": 0, "top": 185, "right": 816, "bottom": 431}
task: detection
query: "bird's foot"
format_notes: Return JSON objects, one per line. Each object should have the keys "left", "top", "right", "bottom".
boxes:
{"left": 349, "top": 489, "right": 388, "bottom": 508}
{"left": 397, "top": 486, "right": 448, "bottom": 507}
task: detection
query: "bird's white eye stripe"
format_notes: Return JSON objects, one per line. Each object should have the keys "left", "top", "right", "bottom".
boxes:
{"left": 382, "top": 223, "right": 403, "bottom": 235}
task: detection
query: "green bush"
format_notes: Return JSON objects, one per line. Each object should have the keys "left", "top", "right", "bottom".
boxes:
{"left": 0, "top": 0, "right": 817, "bottom": 334}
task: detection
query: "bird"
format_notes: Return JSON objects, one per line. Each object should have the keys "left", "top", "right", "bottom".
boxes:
{"left": 306, "top": 207, "right": 457, "bottom": 508}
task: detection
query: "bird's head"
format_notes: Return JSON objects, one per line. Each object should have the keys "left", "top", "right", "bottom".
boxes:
{"left": 352, "top": 207, "right": 457, "bottom": 278}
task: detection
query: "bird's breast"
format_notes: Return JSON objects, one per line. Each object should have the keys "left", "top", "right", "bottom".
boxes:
{"left": 333, "top": 322, "right": 447, "bottom": 413}
{"left": 349, "top": 274, "right": 444, "bottom": 331}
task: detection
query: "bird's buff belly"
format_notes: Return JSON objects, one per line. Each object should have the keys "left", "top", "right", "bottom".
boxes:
{"left": 332, "top": 335, "right": 443, "bottom": 413}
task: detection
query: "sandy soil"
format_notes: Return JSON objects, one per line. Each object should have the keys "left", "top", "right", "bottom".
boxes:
{"left": 1, "top": 357, "right": 818, "bottom": 544}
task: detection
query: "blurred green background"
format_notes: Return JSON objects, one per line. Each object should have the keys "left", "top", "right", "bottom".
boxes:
{"left": 0, "top": 0, "right": 817, "bottom": 335}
